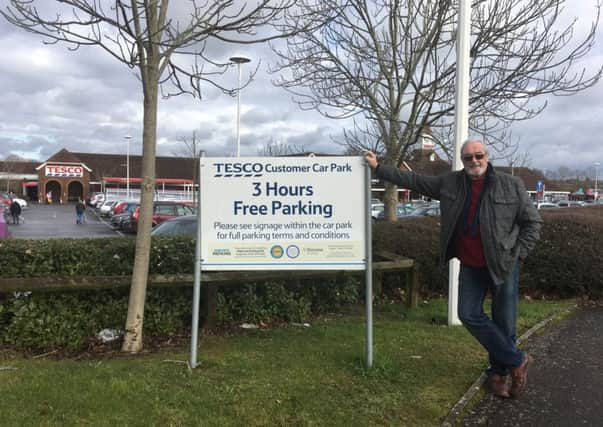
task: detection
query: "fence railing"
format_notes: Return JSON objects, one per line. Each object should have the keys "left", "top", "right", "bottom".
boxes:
{"left": 104, "top": 188, "right": 194, "bottom": 202}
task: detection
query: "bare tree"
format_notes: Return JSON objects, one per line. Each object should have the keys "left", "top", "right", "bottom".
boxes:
{"left": 257, "top": 137, "right": 305, "bottom": 156}
{"left": 2, "top": 0, "right": 314, "bottom": 353}
{"left": 491, "top": 145, "right": 533, "bottom": 176}
{"left": 270, "top": 0, "right": 602, "bottom": 219}
{"left": 173, "top": 130, "right": 203, "bottom": 206}
{"left": 1, "top": 154, "right": 28, "bottom": 192}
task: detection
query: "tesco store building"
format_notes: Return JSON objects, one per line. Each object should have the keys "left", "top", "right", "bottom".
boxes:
{"left": 35, "top": 162, "right": 92, "bottom": 203}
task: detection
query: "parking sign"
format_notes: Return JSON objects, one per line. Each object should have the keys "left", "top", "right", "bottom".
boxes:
{"left": 199, "top": 157, "right": 366, "bottom": 270}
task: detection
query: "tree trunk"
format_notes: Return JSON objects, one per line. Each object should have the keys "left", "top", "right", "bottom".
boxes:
{"left": 384, "top": 182, "right": 399, "bottom": 222}
{"left": 121, "top": 68, "right": 159, "bottom": 353}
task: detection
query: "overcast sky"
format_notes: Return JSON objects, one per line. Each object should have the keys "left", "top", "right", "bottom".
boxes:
{"left": 1, "top": 1, "right": 602, "bottom": 178}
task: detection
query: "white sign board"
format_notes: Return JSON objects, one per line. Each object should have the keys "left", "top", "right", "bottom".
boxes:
{"left": 200, "top": 157, "right": 366, "bottom": 270}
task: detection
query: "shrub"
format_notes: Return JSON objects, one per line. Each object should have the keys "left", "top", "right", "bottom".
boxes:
{"left": 0, "top": 236, "right": 195, "bottom": 279}
{"left": 372, "top": 206, "right": 603, "bottom": 299}
{"left": 0, "top": 276, "right": 361, "bottom": 353}
{"left": 522, "top": 207, "right": 603, "bottom": 298}
{"left": 372, "top": 217, "right": 445, "bottom": 296}
{"left": 0, "top": 206, "right": 600, "bottom": 353}
{"left": 0, "top": 288, "right": 192, "bottom": 352}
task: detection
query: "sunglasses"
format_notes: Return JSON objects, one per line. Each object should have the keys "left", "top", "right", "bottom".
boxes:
{"left": 462, "top": 153, "right": 486, "bottom": 162}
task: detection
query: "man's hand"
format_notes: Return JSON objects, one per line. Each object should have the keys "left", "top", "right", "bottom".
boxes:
{"left": 363, "top": 151, "right": 378, "bottom": 169}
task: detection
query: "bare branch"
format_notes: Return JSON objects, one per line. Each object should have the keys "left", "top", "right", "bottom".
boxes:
{"left": 1, "top": 0, "right": 311, "bottom": 353}
{"left": 270, "top": 0, "right": 602, "bottom": 164}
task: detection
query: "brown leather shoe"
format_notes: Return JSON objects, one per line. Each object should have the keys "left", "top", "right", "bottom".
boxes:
{"left": 487, "top": 374, "right": 510, "bottom": 398}
{"left": 510, "top": 354, "right": 532, "bottom": 399}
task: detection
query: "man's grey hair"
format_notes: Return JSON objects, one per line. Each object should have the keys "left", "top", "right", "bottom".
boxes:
{"left": 460, "top": 139, "right": 489, "bottom": 155}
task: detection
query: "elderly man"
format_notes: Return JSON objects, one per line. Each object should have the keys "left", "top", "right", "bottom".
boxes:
{"left": 364, "top": 139, "right": 542, "bottom": 399}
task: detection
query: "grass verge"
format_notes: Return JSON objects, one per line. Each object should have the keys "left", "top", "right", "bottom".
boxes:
{"left": 0, "top": 298, "right": 575, "bottom": 426}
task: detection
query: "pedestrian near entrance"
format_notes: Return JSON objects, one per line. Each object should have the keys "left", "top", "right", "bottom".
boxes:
{"left": 46, "top": 190, "right": 52, "bottom": 204}
{"left": 9, "top": 199, "right": 22, "bottom": 225}
{"left": 364, "top": 139, "right": 542, "bottom": 399}
{"left": 75, "top": 199, "right": 86, "bottom": 224}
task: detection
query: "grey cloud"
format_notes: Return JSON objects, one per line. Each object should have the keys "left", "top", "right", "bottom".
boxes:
{"left": 1, "top": 2, "right": 602, "bottom": 173}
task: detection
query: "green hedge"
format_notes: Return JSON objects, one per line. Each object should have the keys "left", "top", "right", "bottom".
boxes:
{"left": 1, "top": 206, "right": 601, "bottom": 353}
{"left": 0, "top": 236, "right": 195, "bottom": 278}
{"left": 522, "top": 207, "right": 603, "bottom": 298}
{"left": 373, "top": 205, "right": 603, "bottom": 299}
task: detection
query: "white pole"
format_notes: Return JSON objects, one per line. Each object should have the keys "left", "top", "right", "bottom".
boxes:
{"left": 229, "top": 56, "right": 250, "bottom": 158}
{"left": 449, "top": 0, "right": 471, "bottom": 326}
{"left": 124, "top": 135, "right": 132, "bottom": 199}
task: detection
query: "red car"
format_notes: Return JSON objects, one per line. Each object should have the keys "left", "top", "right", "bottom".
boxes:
{"left": 130, "top": 201, "right": 195, "bottom": 231}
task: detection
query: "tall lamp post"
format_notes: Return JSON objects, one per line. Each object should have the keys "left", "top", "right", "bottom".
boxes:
{"left": 594, "top": 162, "right": 600, "bottom": 203}
{"left": 229, "top": 55, "right": 251, "bottom": 158}
{"left": 124, "top": 135, "right": 132, "bottom": 199}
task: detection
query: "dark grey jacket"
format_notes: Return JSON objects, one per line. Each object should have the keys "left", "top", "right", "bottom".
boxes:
{"left": 376, "top": 163, "right": 542, "bottom": 285}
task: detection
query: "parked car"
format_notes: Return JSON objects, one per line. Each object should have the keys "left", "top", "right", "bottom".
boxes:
{"left": 88, "top": 192, "right": 105, "bottom": 207}
{"left": 536, "top": 202, "right": 558, "bottom": 209}
{"left": 111, "top": 200, "right": 137, "bottom": 216}
{"left": 10, "top": 197, "right": 28, "bottom": 208}
{"left": 99, "top": 200, "right": 120, "bottom": 216}
{"left": 371, "top": 203, "right": 384, "bottom": 219}
{"left": 375, "top": 203, "right": 415, "bottom": 221}
{"left": 397, "top": 204, "right": 440, "bottom": 220}
{"left": 0, "top": 192, "right": 28, "bottom": 209}
{"left": 151, "top": 215, "right": 197, "bottom": 236}
{"left": 110, "top": 203, "right": 139, "bottom": 229}
{"left": 127, "top": 201, "right": 196, "bottom": 232}
{"left": 557, "top": 200, "right": 585, "bottom": 208}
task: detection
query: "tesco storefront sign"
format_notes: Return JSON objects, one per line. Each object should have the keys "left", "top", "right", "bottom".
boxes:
{"left": 46, "top": 165, "right": 84, "bottom": 177}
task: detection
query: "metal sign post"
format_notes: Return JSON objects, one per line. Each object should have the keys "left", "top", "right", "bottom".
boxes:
{"left": 364, "top": 162, "right": 373, "bottom": 368}
{"left": 190, "top": 152, "right": 204, "bottom": 369}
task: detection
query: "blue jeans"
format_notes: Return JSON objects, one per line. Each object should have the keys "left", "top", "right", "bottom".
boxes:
{"left": 458, "top": 263, "right": 524, "bottom": 376}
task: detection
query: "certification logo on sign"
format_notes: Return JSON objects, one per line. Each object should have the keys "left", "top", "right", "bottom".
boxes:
{"left": 200, "top": 157, "right": 366, "bottom": 270}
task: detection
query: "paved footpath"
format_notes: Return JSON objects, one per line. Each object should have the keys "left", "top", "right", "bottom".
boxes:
{"left": 459, "top": 304, "right": 603, "bottom": 426}
{"left": 5, "top": 203, "right": 120, "bottom": 239}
